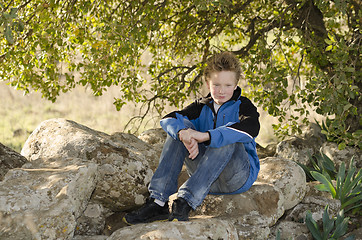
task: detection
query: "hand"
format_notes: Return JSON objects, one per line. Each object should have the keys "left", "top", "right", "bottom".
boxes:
{"left": 178, "top": 128, "right": 210, "bottom": 159}
{"left": 183, "top": 138, "right": 199, "bottom": 159}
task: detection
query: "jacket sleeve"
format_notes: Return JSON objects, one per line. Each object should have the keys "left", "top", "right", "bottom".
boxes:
{"left": 159, "top": 100, "right": 204, "bottom": 140}
{"left": 208, "top": 97, "right": 260, "bottom": 148}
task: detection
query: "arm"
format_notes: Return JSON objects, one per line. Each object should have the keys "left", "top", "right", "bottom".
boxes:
{"left": 178, "top": 128, "right": 210, "bottom": 159}
{"left": 160, "top": 99, "right": 205, "bottom": 140}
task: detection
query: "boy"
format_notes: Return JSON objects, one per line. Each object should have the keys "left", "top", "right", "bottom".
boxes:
{"left": 123, "top": 51, "right": 260, "bottom": 224}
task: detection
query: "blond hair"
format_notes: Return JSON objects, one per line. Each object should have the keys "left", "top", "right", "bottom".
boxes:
{"left": 203, "top": 52, "right": 241, "bottom": 83}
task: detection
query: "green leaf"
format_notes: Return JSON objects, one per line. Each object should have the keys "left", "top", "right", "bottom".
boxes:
{"left": 311, "top": 171, "right": 337, "bottom": 197}
{"left": 322, "top": 206, "right": 334, "bottom": 238}
{"left": 341, "top": 167, "right": 356, "bottom": 200}
{"left": 331, "top": 217, "right": 349, "bottom": 239}
{"left": 305, "top": 211, "right": 322, "bottom": 240}
{"left": 315, "top": 184, "right": 330, "bottom": 192}
{"left": 336, "top": 162, "right": 346, "bottom": 199}
{"left": 344, "top": 67, "right": 355, "bottom": 72}
{"left": 338, "top": 142, "right": 347, "bottom": 150}
{"left": 324, "top": 38, "right": 333, "bottom": 45}
{"left": 4, "top": 25, "right": 14, "bottom": 44}
{"left": 341, "top": 194, "right": 362, "bottom": 210}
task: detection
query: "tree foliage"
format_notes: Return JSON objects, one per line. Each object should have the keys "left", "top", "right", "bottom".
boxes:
{"left": 1, "top": 0, "right": 361, "bottom": 148}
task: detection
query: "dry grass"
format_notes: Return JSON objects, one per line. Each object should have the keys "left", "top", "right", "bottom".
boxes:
{"left": 0, "top": 81, "right": 278, "bottom": 153}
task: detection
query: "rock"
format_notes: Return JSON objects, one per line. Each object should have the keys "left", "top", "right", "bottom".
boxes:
{"left": 303, "top": 181, "right": 334, "bottom": 200}
{"left": 0, "top": 142, "right": 28, "bottom": 181}
{"left": 193, "top": 182, "right": 285, "bottom": 227}
{"left": 138, "top": 128, "right": 167, "bottom": 149}
{"left": 138, "top": 128, "right": 166, "bottom": 170}
{"left": 75, "top": 203, "right": 113, "bottom": 236}
{"left": 257, "top": 157, "right": 306, "bottom": 210}
{"left": 270, "top": 221, "right": 312, "bottom": 240}
{"left": 320, "top": 142, "right": 362, "bottom": 169}
{"left": 0, "top": 158, "right": 98, "bottom": 240}
{"left": 21, "top": 118, "right": 159, "bottom": 211}
{"left": 256, "top": 143, "right": 277, "bottom": 159}
{"left": 72, "top": 235, "right": 108, "bottom": 240}
{"left": 108, "top": 217, "right": 239, "bottom": 240}
{"left": 102, "top": 211, "right": 128, "bottom": 236}
{"left": 236, "top": 223, "right": 270, "bottom": 240}
{"left": 285, "top": 182, "right": 340, "bottom": 224}
{"left": 275, "top": 137, "right": 317, "bottom": 166}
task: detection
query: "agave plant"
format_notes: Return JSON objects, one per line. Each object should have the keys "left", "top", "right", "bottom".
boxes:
{"left": 310, "top": 157, "right": 362, "bottom": 213}
{"left": 297, "top": 151, "right": 337, "bottom": 181}
{"left": 305, "top": 205, "right": 354, "bottom": 240}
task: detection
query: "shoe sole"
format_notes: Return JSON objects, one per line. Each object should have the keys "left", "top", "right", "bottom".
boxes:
{"left": 122, "top": 215, "right": 169, "bottom": 226}
{"left": 169, "top": 218, "right": 189, "bottom": 222}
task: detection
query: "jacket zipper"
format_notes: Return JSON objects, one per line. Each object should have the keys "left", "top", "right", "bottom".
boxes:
{"left": 213, "top": 111, "right": 218, "bottom": 129}
{"left": 213, "top": 109, "right": 226, "bottom": 129}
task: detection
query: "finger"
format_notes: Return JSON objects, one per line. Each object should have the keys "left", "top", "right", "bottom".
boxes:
{"left": 189, "top": 148, "right": 199, "bottom": 159}
{"left": 188, "top": 140, "right": 199, "bottom": 159}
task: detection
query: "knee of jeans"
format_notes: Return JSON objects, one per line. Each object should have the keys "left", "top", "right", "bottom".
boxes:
{"left": 219, "top": 143, "right": 237, "bottom": 151}
{"left": 183, "top": 119, "right": 196, "bottom": 129}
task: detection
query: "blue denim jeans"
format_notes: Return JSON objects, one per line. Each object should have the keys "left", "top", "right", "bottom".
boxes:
{"left": 148, "top": 122, "right": 250, "bottom": 210}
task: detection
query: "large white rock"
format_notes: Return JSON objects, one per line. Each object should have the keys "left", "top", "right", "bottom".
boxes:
{"left": 0, "top": 158, "right": 98, "bottom": 240}
{"left": 21, "top": 118, "right": 159, "bottom": 211}
{"left": 107, "top": 218, "right": 239, "bottom": 240}
{"left": 257, "top": 157, "right": 306, "bottom": 210}
{"left": 193, "top": 182, "right": 285, "bottom": 227}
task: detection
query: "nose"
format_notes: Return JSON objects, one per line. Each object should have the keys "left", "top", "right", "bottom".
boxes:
{"left": 218, "top": 86, "right": 225, "bottom": 94}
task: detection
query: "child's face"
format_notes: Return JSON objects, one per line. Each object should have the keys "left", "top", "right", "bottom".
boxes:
{"left": 206, "top": 71, "right": 237, "bottom": 105}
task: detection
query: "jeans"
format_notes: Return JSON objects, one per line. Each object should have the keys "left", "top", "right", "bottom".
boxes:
{"left": 148, "top": 122, "right": 250, "bottom": 210}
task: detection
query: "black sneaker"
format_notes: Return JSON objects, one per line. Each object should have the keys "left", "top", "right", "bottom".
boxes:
{"left": 122, "top": 198, "right": 169, "bottom": 225}
{"left": 169, "top": 197, "right": 192, "bottom": 221}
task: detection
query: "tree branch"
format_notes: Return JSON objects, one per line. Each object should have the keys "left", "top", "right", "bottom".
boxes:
{"left": 17, "top": 0, "right": 32, "bottom": 11}
{"left": 232, "top": 19, "right": 282, "bottom": 57}
{"left": 4, "top": 0, "right": 14, "bottom": 11}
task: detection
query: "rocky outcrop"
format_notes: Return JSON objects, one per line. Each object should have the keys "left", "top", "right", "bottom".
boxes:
{"left": 0, "top": 119, "right": 359, "bottom": 239}
{"left": 0, "top": 142, "right": 28, "bottom": 181}
{"left": 108, "top": 218, "right": 239, "bottom": 240}
{"left": 193, "top": 182, "right": 285, "bottom": 227}
{"left": 0, "top": 158, "right": 98, "bottom": 240}
{"left": 21, "top": 119, "right": 159, "bottom": 211}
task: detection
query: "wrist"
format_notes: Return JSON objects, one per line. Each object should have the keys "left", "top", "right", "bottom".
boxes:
{"left": 177, "top": 128, "right": 189, "bottom": 140}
